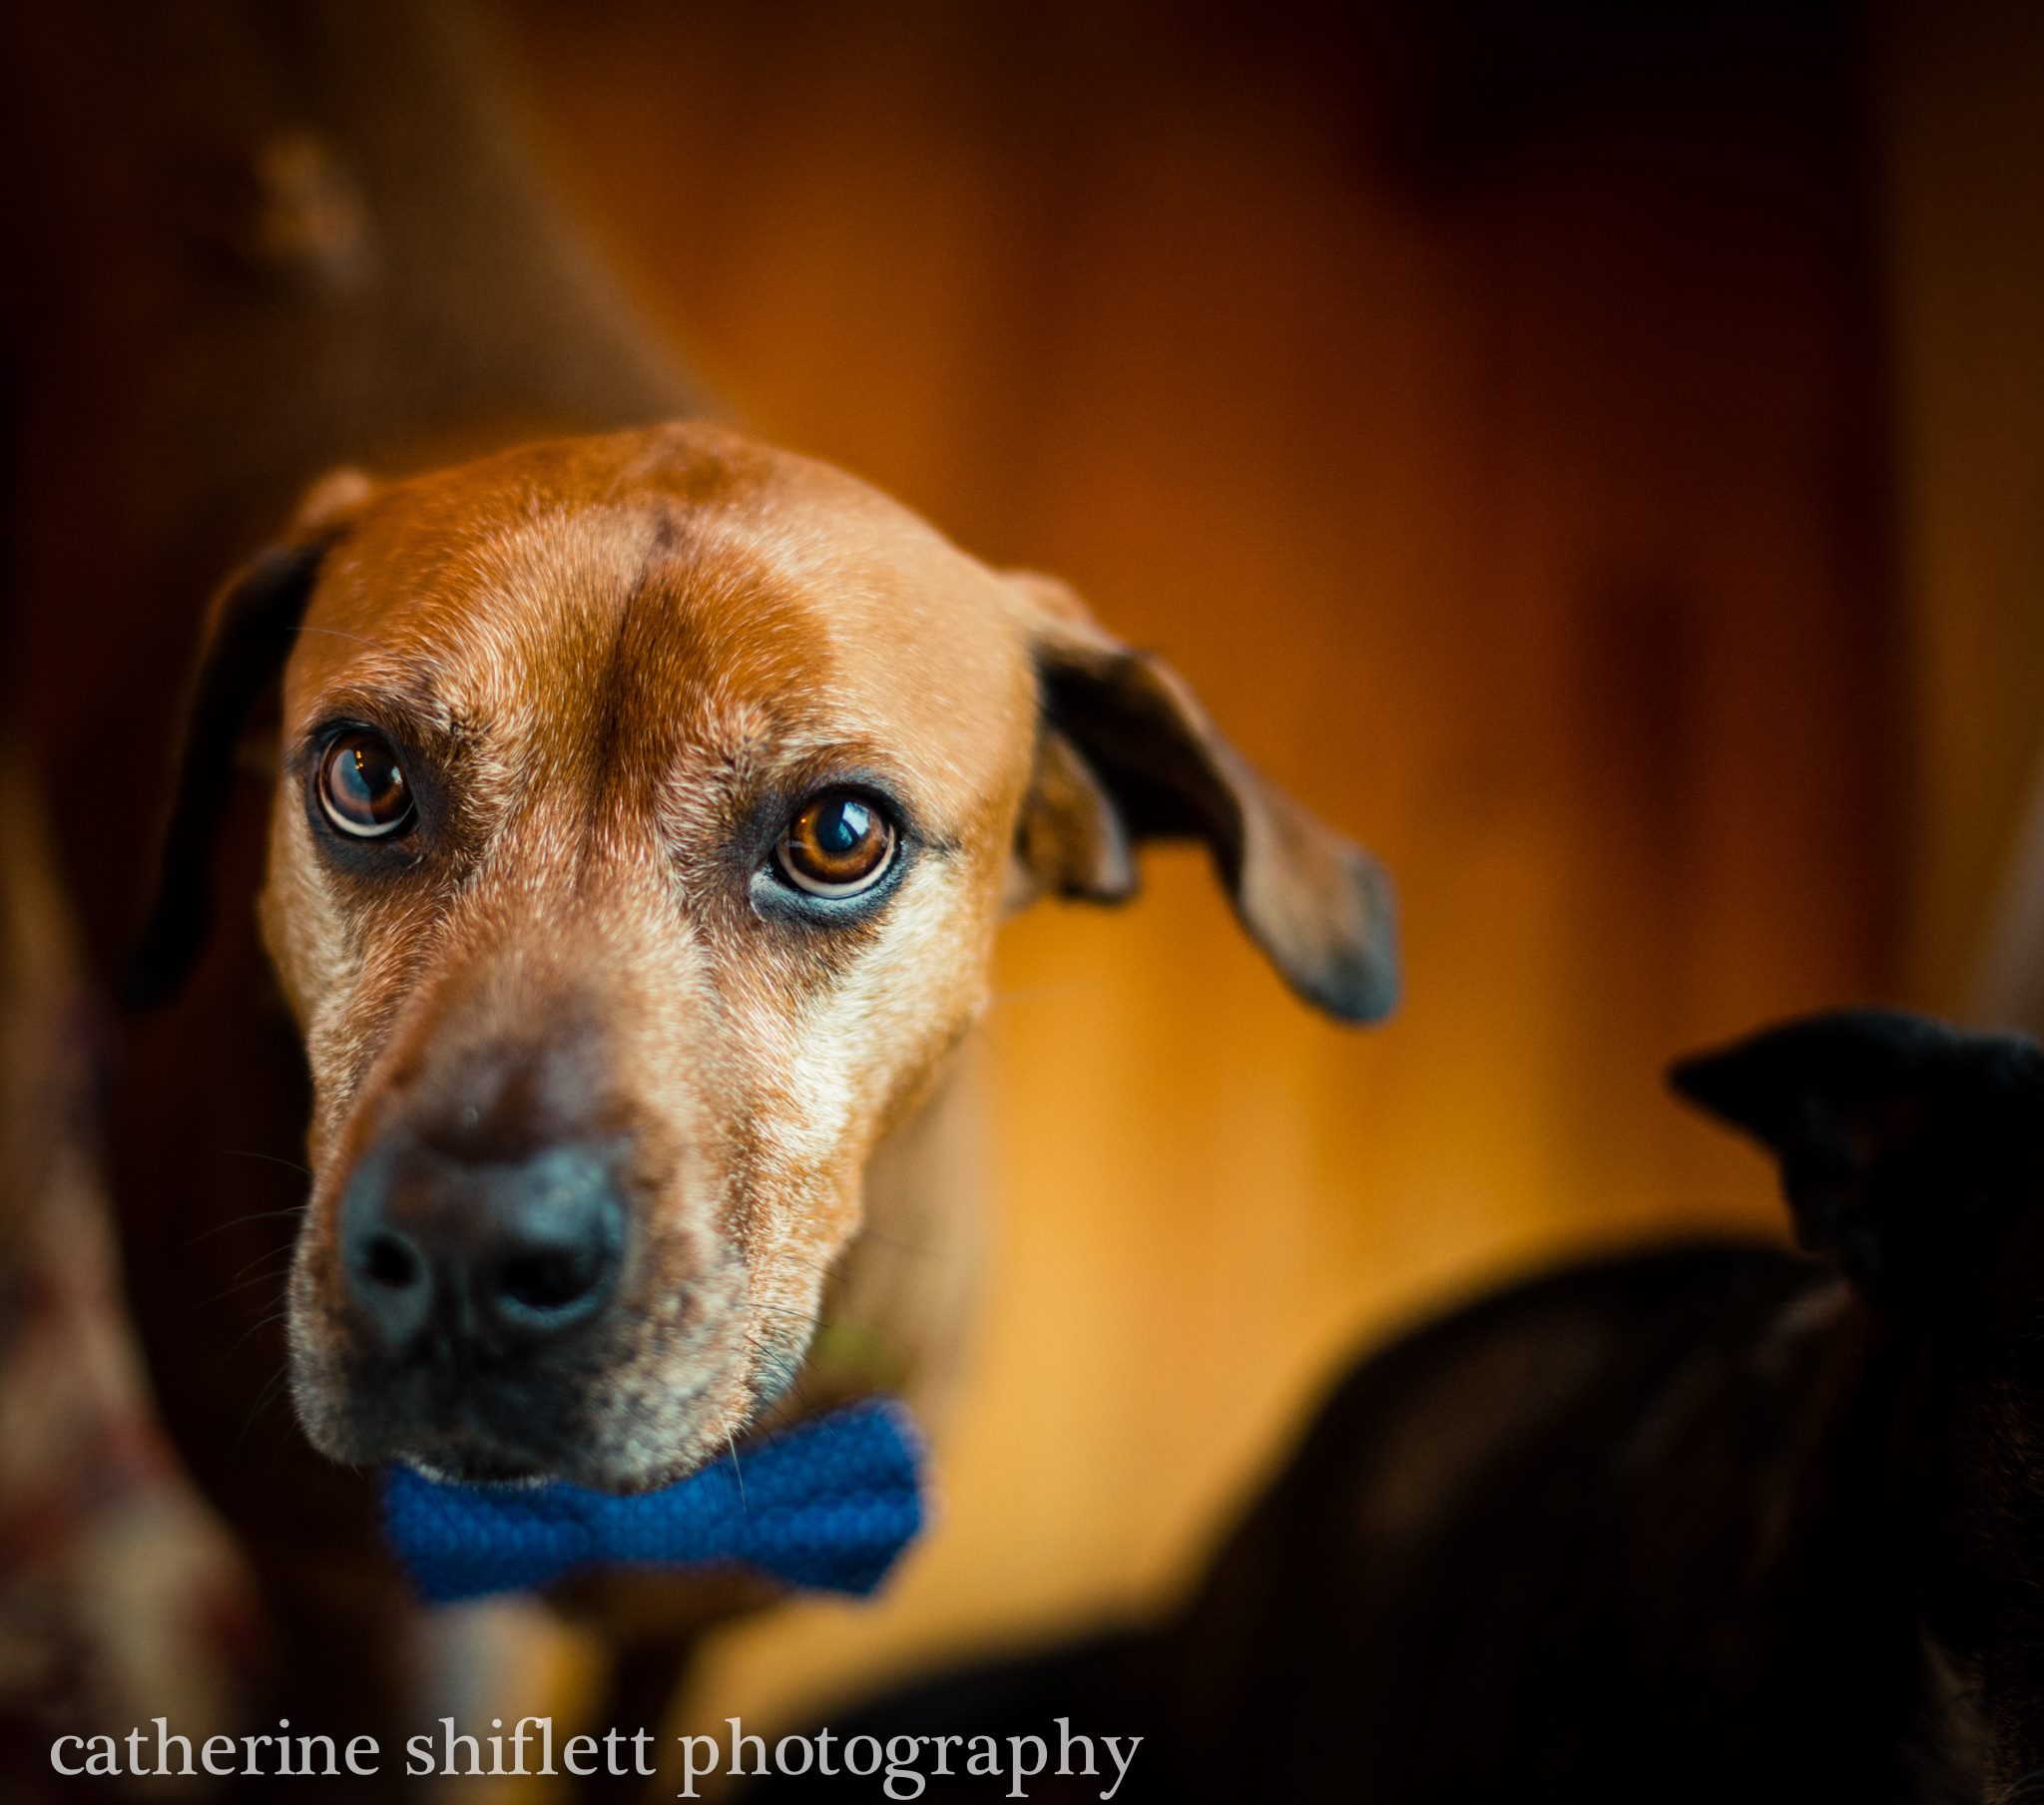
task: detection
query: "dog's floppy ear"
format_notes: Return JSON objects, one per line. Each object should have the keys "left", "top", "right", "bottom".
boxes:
{"left": 122, "top": 470, "right": 375, "bottom": 1012}
{"left": 1008, "top": 571, "right": 1399, "bottom": 1024}
{"left": 1671, "top": 1008, "right": 2043, "bottom": 1300}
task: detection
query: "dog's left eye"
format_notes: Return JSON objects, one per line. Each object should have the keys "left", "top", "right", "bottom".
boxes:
{"left": 316, "top": 729, "right": 415, "bottom": 839}
{"left": 773, "top": 792, "right": 897, "bottom": 899}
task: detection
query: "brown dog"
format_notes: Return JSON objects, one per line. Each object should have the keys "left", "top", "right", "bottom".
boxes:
{"left": 114, "top": 420, "right": 1395, "bottom": 1763}
{"left": 134, "top": 423, "right": 1397, "bottom": 1493}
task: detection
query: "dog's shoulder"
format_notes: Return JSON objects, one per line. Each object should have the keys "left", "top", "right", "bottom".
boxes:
{"left": 1268, "top": 1240, "right": 1831, "bottom": 1536}
{"left": 1157, "top": 1242, "right": 1874, "bottom": 1794}
{"left": 1185, "top": 1239, "right": 1858, "bottom": 1664}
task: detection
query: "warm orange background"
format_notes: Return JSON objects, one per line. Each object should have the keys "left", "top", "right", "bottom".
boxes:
{"left": 451, "top": 0, "right": 2039, "bottom": 1757}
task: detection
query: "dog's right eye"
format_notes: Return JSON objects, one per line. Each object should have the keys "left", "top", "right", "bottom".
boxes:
{"left": 316, "top": 730, "right": 415, "bottom": 839}
{"left": 773, "top": 791, "right": 897, "bottom": 899}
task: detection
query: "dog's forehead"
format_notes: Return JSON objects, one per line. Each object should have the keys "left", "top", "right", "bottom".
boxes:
{"left": 284, "top": 429, "right": 1038, "bottom": 804}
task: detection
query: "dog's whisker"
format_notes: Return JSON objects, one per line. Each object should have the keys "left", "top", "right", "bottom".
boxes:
{"left": 221, "top": 1307, "right": 293, "bottom": 1361}
{"left": 230, "top": 1364, "right": 295, "bottom": 1455}
{"left": 208, "top": 1243, "right": 300, "bottom": 1286}
{"left": 762, "top": 1366, "right": 819, "bottom": 1432}
{"left": 187, "top": 1202, "right": 307, "bottom": 1247}
{"left": 725, "top": 1429, "right": 748, "bottom": 1517}
{"left": 217, "top": 1148, "right": 313, "bottom": 1180}
{"left": 198, "top": 1265, "right": 296, "bottom": 1310}
{"left": 287, "top": 623, "right": 403, "bottom": 659}
{"left": 222, "top": 1237, "right": 300, "bottom": 1274}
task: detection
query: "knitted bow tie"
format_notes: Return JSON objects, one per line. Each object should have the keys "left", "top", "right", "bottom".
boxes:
{"left": 382, "top": 1398, "right": 925, "bottom": 1604}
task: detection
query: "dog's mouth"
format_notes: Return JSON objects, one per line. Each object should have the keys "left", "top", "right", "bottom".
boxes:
{"left": 312, "top": 1371, "right": 734, "bottom": 1492}
{"left": 397, "top": 1430, "right": 558, "bottom": 1487}
{"left": 309, "top": 1363, "right": 609, "bottom": 1484}
{"left": 288, "top": 1297, "right": 766, "bottom": 1493}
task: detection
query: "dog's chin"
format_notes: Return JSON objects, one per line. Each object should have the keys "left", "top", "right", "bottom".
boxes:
{"left": 289, "top": 1348, "right": 771, "bottom": 1495}
{"left": 398, "top": 1440, "right": 556, "bottom": 1487}
{"left": 304, "top": 1403, "right": 722, "bottom": 1494}
{"left": 391, "top": 1409, "right": 755, "bottom": 1494}
{"left": 293, "top": 1393, "right": 586, "bottom": 1486}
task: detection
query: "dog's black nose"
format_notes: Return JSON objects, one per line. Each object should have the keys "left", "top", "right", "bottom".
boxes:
{"left": 341, "top": 1139, "right": 627, "bottom": 1360}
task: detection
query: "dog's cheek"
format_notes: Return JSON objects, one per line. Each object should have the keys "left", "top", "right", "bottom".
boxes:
{"left": 732, "top": 880, "right": 993, "bottom": 1303}
{"left": 256, "top": 796, "right": 346, "bottom": 1033}
{"left": 835, "top": 869, "right": 1004, "bottom": 1140}
{"left": 257, "top": 794, "right": 407, "bottom": 1152}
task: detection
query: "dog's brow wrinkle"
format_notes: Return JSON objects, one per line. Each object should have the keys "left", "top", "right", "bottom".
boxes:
{"left": 583, "top": 569, "right": 654, "bottom": 845}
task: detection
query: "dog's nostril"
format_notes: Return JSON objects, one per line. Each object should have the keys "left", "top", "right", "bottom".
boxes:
{"left": 496, "top": 1249, "right": 601, "bottom": 1315}
{"left": 342, "top": 1138, "right": 626, "bottom": 1355}
{"left": 360, "top": 1231, "right": 421, "bottom": 1290}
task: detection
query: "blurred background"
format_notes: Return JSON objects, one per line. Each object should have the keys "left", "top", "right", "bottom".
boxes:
{"left": 3, "top": 0, "right": 2042, "bottom": 1789}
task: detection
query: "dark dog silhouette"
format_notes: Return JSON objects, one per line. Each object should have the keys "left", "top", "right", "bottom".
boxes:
{"left": 734, "top": 1008, "right": 2041, "bottom": 1802}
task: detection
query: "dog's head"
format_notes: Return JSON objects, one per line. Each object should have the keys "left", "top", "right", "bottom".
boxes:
{"left": 1675, "top": 1008, "right": 2044, "bottom": 1782}
{"left": 130, "top": 424, "right": 1397, "bottom": 1491}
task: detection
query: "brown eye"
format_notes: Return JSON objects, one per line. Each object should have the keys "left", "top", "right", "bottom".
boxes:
{"left": 773, "top": 792, "right": 897, "bottom": 899}
{"left": 316, "top": 730, "right": 414, "bottom": 839}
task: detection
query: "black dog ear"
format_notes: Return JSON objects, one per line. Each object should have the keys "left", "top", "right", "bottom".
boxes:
{"left": 1671, "top": 1008, "right": 2044, "bottom": 1300}
{"left": 1008, "top": 571, "right": 1399, "bottom": 1025}
{"left": 122, "top": 472, "right": 374, "bottom": 1013}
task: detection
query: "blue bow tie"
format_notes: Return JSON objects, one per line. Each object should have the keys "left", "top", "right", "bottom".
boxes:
{"left": 382, "top": 1398, "right": 926, "bottom": 1604}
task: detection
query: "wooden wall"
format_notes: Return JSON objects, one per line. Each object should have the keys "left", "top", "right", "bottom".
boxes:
{"left": 1878, "top": 0, "right": 2044, "bottom": 1013}
{"left": 491, "top": 0, "right": 1903, "bottom": 1740}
